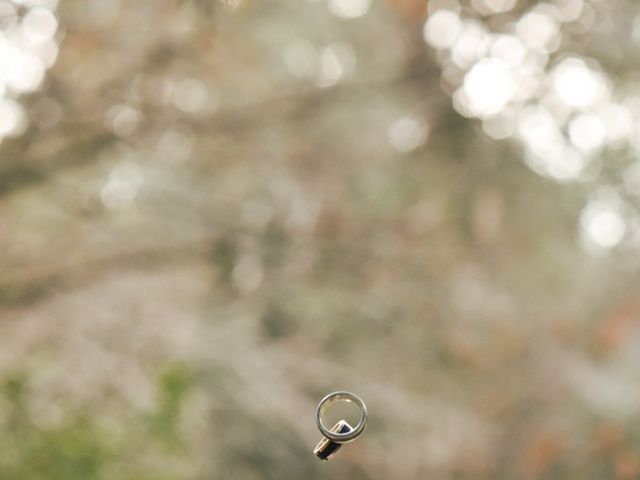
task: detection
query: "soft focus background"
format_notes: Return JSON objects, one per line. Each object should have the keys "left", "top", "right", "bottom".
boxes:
{"left": 1, "top": 0, "right": 640, "bottom": 478}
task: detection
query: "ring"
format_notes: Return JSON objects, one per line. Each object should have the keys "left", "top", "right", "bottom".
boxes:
{"left": 316, "top": 391, "right": 367, "bottom": 443}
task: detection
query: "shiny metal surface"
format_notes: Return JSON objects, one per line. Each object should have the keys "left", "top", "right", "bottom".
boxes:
{"left": 316, "top": 391, "right": 367, "bottom": 443}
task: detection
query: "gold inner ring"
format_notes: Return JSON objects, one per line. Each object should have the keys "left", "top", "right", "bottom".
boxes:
{"left": 317, "top": 391, "right": 367, "bottom": 443}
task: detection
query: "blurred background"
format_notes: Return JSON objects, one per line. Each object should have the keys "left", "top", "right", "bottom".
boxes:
{"left": 1, "top": 0, "right": 640, "bottom": 478}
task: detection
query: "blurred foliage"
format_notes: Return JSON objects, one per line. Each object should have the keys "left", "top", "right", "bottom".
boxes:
{"left": 0, "top": 0, "right": 640, "bottom": 479}
{"left": 0, "top": 365, "right": 194, "bottom": 480}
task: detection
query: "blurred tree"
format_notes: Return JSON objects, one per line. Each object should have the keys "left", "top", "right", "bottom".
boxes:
{"left": 1, "top": 0, "right": 640, "bottom": 479}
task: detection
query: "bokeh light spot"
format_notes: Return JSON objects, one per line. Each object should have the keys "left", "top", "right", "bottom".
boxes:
{"left": 423, "top": 10, "right": 462, "bottom": 50}
{"left": 568, "top": 113, "right": 606, "bottom": 152}
{"left": 101, "top": 161, "right": 144, "bottom": 210}
{"left": 104, "top": 104, "right": 142, "bottom": 137}
{"left": 451, "top": 21, "right": 490, "bottom": 68}
{"left": 516, "top": 9, "right": 560, "bottom": 50}
{"left": 328, "top": 0, "right": 371, "bottom": 19}
{"left": 475, "top": 0, "right": 517, "bottom": 14}
{"left": 462, "top": 58, "right": 514, "bottom": 117}
{"left": 316, "top": 42, "right": 355, "bottom": 88}
{"left": 0, "top": 98, "right": 26, "bottom": 136}
{"left": 172, "top": 78, "right": 211, "bottom": 114}
{"left": 22, "top": 7, "right": 58, "bottom": 42}
{"left": 552, "top": 58, "right": 606, "bottom": 109}
{"left": 580, "top": 198, "right": 626, "bottom": 250}
{"left": 388, "top": 115, "right": 429, "bottom": 153}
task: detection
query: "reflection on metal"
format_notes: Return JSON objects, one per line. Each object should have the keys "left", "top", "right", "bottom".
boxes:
{"left": 314, "top": 391, "right": 367, "bottom": 460}
{"left": 313, "top": 420, "right": 353, "bottom": 460}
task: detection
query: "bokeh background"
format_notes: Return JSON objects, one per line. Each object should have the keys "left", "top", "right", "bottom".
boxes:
{"left": 1, "top": 0, "right": 640, "bottom": 478}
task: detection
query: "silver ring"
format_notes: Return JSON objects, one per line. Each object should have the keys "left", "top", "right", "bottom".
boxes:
{"left": 316, "top": 391, "right": 367, "bottom": 443}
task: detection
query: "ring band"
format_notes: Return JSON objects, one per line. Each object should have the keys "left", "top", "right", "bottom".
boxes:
{"left": 316, "top": 391, "right": 367, "bottom": 443}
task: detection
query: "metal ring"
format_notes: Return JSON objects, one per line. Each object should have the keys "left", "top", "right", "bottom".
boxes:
{"left": 316, "top": 391, "right": 367, "bottom": 443}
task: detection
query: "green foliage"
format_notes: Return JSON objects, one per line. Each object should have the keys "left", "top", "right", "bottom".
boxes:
{"left": 0, "top": 364, "right": 195, "bottom": 480}
{"left": 147, "top": 362, "right": 195, "bottom": 448}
